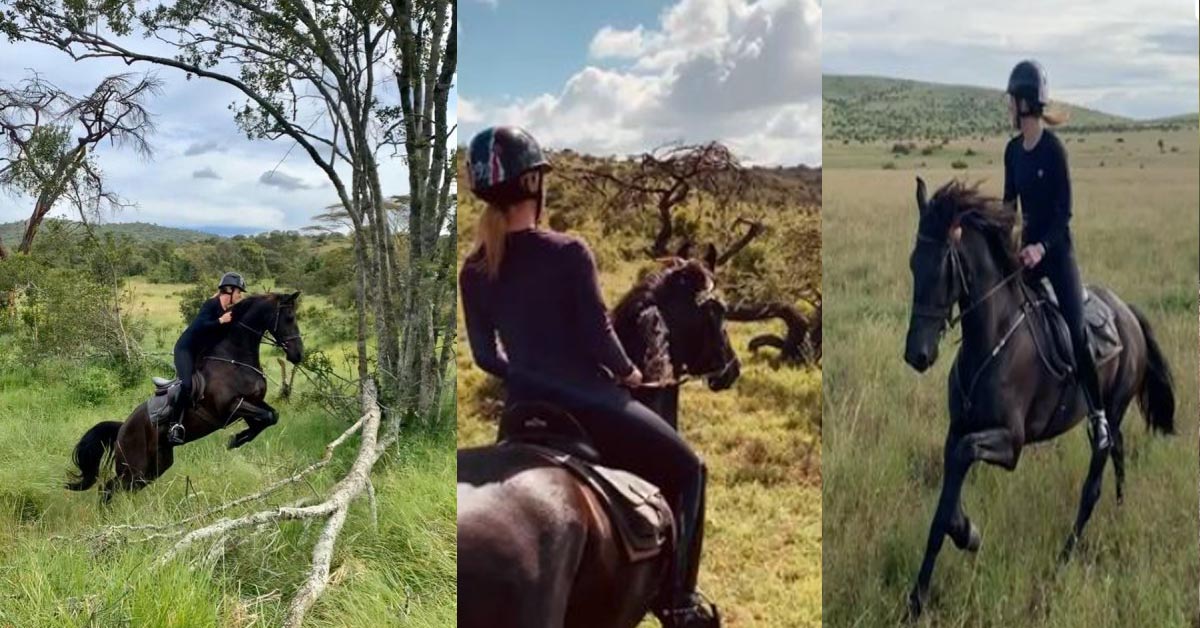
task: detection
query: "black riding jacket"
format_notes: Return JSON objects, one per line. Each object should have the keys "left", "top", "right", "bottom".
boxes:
{"left": 175, "top": 297, "right": 228, "bottom": 355}
{"left": 1003, "top": 130, "right": 1072, "bottom": 251}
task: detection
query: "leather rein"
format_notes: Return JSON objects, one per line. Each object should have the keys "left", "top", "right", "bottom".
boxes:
{"left": 205, "top": 301, "right": 301, "bottom": 381}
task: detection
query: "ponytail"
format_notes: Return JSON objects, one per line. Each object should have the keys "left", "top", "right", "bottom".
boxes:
{"left": 1042, "top": 105, "right": 1070, "bottom": 127}
{"left": 471, "top": 205, "right": 510, "bottom": 279}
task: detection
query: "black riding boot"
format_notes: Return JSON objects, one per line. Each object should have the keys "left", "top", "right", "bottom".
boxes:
{"left": 1075, "top": 338, "right": 1110, "bottom": 452}
{"left": 166, "top": 394, "right": 187, "bottom": 445}
{"left": 657, "top": 466, "right": 719, "bottom": 628}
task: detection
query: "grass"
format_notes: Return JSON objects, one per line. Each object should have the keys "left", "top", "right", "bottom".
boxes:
{"left": 0, "top": 280, "right": 456, "bottom": 627}
{"left": 821, "top": 127, "right": 1199, "bottom": 627}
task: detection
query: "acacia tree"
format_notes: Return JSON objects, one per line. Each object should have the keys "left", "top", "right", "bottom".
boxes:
{"left": 569, "top": 142, "right": 750, "bottom": 257}
{"left": 0, "top": 72, "right": 159, "bottom": 259}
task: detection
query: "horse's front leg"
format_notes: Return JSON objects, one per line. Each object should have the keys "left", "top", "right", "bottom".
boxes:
{"left": 227, "top": 399, "right": 279, "bottom": 450}
{"left": 909, "top": 428, "right": 1016, "bottom": 619}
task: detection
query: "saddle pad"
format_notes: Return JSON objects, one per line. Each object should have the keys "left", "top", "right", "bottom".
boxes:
{"left": 147, "top": 373, "right": 206, "bottom": 424}
{"left": 1032, "top": 280, "right": 1122, "bottom": 374}
{"left": 520, "top": 443, "right": 674, "bottom": 563}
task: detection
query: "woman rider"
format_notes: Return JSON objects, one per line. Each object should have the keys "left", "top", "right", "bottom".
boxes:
{"left": 1003, "top": 60, "right": 1110, "bottom": 452}
{"left": 459, "top": 126, "right": 717, "bottom": 626}
{"left": 165, "top": 272, "right": 246, "bottom": 445}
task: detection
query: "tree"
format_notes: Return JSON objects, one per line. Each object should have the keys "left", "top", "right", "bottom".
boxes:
{"left": 0, "top": 72, "right": 160, "bottom": 259}
{"left": 570, "top": 142, "right": 750, "bottom": 257}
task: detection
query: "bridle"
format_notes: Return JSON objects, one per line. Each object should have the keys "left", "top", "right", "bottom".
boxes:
{"left": 645, "top": 283, "right": 738, "bottom": 387}
{"left": 238, "top": 300, "right": 302, "bottom": 352}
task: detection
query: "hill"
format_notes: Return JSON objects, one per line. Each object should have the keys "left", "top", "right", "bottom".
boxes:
{"left": 0, "top": 220, "right": 218, "bottom": 246}
{"left": 824, "top": 74, "right": 1198, "bottom": 142}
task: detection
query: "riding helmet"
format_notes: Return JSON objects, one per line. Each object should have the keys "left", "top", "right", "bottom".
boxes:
{"left": 467, "top": 126, "right": 552, "bottom": 205}
{"left": 218, "top": 272, "right": 247, "bottom": 293}
{"left": 1007, "top": 60, "right": 1049, "bottom": 115}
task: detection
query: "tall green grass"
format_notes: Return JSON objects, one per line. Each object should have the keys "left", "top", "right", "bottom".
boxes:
{"left": 0, "top": 280, "right": 455, "bottom": 627}
{"left": 822, "top": 129, "right": 1199, "bottom": 627}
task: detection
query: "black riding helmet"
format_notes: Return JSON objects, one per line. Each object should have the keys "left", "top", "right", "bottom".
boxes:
{"left": 218, "top": 271, "right": 246, "bottom": 294}
{"left": 467, "top": 126, "right": 552, "bottom": 208}
{"left": 1007, "top": 60, "right": 1049, "bottom": 118}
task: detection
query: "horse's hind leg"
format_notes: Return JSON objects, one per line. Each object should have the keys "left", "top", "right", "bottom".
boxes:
{"left": 1060, "top": 445, "right": 1110, "bottom": 561}
{"left": 909, "top": 428, "right": 1016, "bottom": 619}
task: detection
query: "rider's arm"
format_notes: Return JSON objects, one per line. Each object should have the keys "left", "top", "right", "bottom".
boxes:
{"left": 1034, "top": 139, "right": 1072, "bottom": 252}
{"left": 567, "top": 239, "right": 636, "bottom": 380}
{"left": 191, "top": 298, "right": 225, "bottom": 332}
{"left": 460, "top": 267, "right": 510, "bottom": 379}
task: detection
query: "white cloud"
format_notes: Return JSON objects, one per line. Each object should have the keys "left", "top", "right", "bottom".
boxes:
{"left": 464, "top": 0, "right": 823, "bottom": 166}
{"left": 259, "top": 170, "right": 314, "bottom": 191}
{"left": 192, "top": 167, "right": 221, "bottom": 179}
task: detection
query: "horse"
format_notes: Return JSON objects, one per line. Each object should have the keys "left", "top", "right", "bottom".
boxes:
{"left": 65, "top": 292, "right": 305, "bottom": 502}
{"left": 902, "top": 178, "right": 1175, "bottom": 617}
{"left": 458, "top": 248, "right": 740, "bottom": 628}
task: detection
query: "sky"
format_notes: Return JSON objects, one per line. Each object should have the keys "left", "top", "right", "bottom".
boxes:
{"left": 0, "top": 27, "right": 450, "bottom": 235}
{"left": 460, "top": 0, "right": 824, "bottom": 166}
{"left": 824, "top": 0, "right": 1199, "bottom": 120}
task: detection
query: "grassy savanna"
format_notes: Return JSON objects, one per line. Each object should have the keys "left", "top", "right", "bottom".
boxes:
{"left": 457, "top": 151, "right": 823, "bottom": 626}
{"left": 0, "top": 277, "right": 455, "bottom": 627}
{"left": 822, "top": 123, "right": 1199, "bottom": 626}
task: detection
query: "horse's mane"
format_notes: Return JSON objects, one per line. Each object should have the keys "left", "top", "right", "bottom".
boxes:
{"left": 610, "top": 258, "right": 713, "bottom": 381}
{"left": 611, "top": 258, "right": 710, "bottom": 326}
{"left": 230, "top": 293, "right": 281, "bottom": 326}
{"left": 928, "top": 180, "right": 1020, "bottom": 273}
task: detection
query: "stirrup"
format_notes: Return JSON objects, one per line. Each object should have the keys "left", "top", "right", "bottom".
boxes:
{"left": 167, "top": 422, "right": 186, "bottom": 444}
{"left": 659, "top": 591, "right": 720, "bottom": 628}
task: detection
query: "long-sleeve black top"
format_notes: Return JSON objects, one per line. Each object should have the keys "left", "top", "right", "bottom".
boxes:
{"left": 459, "top": 229, "right": 636, "bottom": 392}
{"left": 175, "top": 296, "right": 227, "bottom": 354}
{"left": 1003, "top": 130, "right": 1073, "bottom": 251}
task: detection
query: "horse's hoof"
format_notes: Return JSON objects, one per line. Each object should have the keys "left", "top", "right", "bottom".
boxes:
{"left": 906, "top": 589, "right": 926, "bottom": 621}
{"left": 227, "top": 435, "right": 241, "bottom": 450}
{"left": 965, "top": 522, "right": 982, "bottom": 553}
{"left": 1058, "top": 535, "right": 1078, "bottom": 564}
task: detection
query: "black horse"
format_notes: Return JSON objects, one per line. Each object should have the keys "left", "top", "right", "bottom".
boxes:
{"left": 458, "top": 251, "right": 739, "bottom": 628}
{"left": 66, "top": 292, "right": 304, "bottom": 501}
{"left": 903, "top": 179, "right": 1174, "bottom": 617}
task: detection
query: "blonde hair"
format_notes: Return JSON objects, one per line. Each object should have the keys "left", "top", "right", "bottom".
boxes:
{"left": 1041, "top": 105, "right": 1070, "bottom": 127}
{"left": 472, "top": 205, "right": 509, "bottom": 279}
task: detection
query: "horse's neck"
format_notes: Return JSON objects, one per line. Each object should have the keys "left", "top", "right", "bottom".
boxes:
{"left": 957, "top": 247, "right": 1023, "bottom": 368}
{"left": 206, "top": 312, "right": 264, "bottom": 365}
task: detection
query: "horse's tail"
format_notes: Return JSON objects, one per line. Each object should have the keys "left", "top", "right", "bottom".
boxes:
{"left": 65, "top": 421, "right": 122, "bottom": 491}
{"left": 1131, "top": 306, "right": 1175, "bottom": 434}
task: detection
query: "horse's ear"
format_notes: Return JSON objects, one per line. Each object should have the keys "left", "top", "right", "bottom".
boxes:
{"left": 703, "top": 243, "right": 718, "bottom": 270}
{"left": 287, "top": 291, "right": 301, "bottom": 303}
{"left": 675, "top": 240, "right": 692, "bottom": 260}
{"left": 916, "top": 177, "right": 929, "bottom": 215}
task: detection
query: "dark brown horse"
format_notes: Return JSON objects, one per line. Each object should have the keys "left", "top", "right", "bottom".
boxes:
{"left": 458, "top": 252, "right": 740, "bottom": 628}
{"left": 66, "top": 292, "right": 304, "bottom": 501}
{"left": 903, "top": 179, "right": 1175, "bottom": 617}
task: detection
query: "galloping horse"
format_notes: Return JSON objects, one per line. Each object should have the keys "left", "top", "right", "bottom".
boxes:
{"left": 903, "top": 179, "right": 1174, "bottom": 617}
{"left": 66, "top": 292, "right": 305, "bottom": 501}
{"left": 458, "top": 251, "right": 740, "bottom": 628}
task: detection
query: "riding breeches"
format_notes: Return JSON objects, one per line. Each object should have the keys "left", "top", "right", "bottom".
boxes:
{"left": 173, "top": 347, "right": 196, "bottom": 414}
{"left": 1030, "top": 243, "right": 1104, "bottom": 412}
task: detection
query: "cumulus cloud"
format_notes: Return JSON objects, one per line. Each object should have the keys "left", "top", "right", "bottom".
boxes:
{"left": 259, "top": 170, "right": 313, "bottom": 191}
{"left": 464, "top": 0, "right": 823, "bottom": 166}
{"left": 192, "top": 167, "right": 222, "bottom": 180}
{"left": 183, "top": 140, "right": 225, "bottom": 156}
{"left": 824, "top": 0, "right": 1198, "bottom": 119}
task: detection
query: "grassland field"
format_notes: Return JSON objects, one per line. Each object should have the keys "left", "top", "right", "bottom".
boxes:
{"left": 822, "top": 127, "right": 1200, "bottom": 627}
{"left": 0, "top": 278, "right": 455, "bottom": 627}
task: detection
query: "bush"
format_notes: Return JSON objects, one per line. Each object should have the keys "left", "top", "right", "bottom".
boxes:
{"left": 881, "top": 162, "right": 897, "bottom": 170}
{"left": 71, "top": 364, "right": 122, "bottom": 406}
{"left": 951, "top": 160, "right": 968, "bottom": 170}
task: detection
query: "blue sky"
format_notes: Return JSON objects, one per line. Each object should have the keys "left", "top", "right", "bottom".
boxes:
{"left": 824, "top": 0, "right": 1199, "bottom": 119}
{"left": 1, "top": 25, "right": 443, "bottom": 235}
{"left": 460, "top": 0, "right": 824, "bottom": 166}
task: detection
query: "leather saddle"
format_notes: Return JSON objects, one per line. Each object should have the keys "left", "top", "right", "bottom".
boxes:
{"left": 498, "top": 402, "right": 674, "bottom": 563}
{"left": 146, "top": 373, "right": 206, "bottom": 424}
{"left": 1027, "top": 278, "right": 1123, "bottom": 378}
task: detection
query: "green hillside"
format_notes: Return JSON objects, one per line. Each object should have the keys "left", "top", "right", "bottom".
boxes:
{"left": 0, "top": 220, "right": 217, "bottom": 246}
{"left": 824, "top": 74, "right": 1197, "bottom": 142}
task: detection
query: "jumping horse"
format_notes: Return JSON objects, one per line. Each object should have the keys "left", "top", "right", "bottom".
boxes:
{"left": 458, "top": 249, "right": 740, "bottom": 628}
{"left": 66, "top": 292, "right": 304, "bottom": 501}
{"left": 902, "top": 179, "right": 1174, "bottom": 617}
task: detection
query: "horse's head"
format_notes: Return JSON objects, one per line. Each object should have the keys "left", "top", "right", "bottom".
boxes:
{"left": 616, "top": 244, "right": 740, "bottom": 391}
{"left": 237, "top": 292, "right": 305, "bottom": 364}
{"left": 905, "top": 178, "right": 1016, "bottom": 372}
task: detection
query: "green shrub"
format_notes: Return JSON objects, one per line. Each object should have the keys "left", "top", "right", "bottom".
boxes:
{"left": 951, "top": 160, "right": 968, "bottom": 170}
{"left": 71, "top": 364, "right": 121, "bottom": 406}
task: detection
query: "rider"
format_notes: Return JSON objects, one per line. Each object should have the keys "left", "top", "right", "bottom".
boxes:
{"left": 166, "top": 272, "right": 245, "bottom": 445}
{"left": 1003, "top": 60, "right": 1110, "bottom": 452}
{"left": 459, "top": 126, "right": 717, "bottom": 627}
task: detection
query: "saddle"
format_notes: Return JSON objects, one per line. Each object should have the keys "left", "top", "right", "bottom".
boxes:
{"left": 498, "top": 402, "right": 674, "bottom": 563}
{"left": 146, "top": 373, "right": 206, "bottom": 424}
{"left": 1026, "top": 278, "right": 1123, "bottom": 378}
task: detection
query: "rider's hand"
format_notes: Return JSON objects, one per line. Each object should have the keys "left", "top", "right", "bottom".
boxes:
{"left": 621, "top": 367, "right": 643, "bottom": 389}
{"left": 219, "top": 311, "right": 233, "bottom": 324}
{"left": 1019, "top": 243, "right": 1045, "bottom": 269}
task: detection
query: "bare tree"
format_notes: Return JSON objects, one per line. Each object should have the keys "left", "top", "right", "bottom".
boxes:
{"left": 569, "top": 142, "right": 750, "bottom": 257}
{"left": 0, "top": 72, "right": 159, "bottom": 259}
